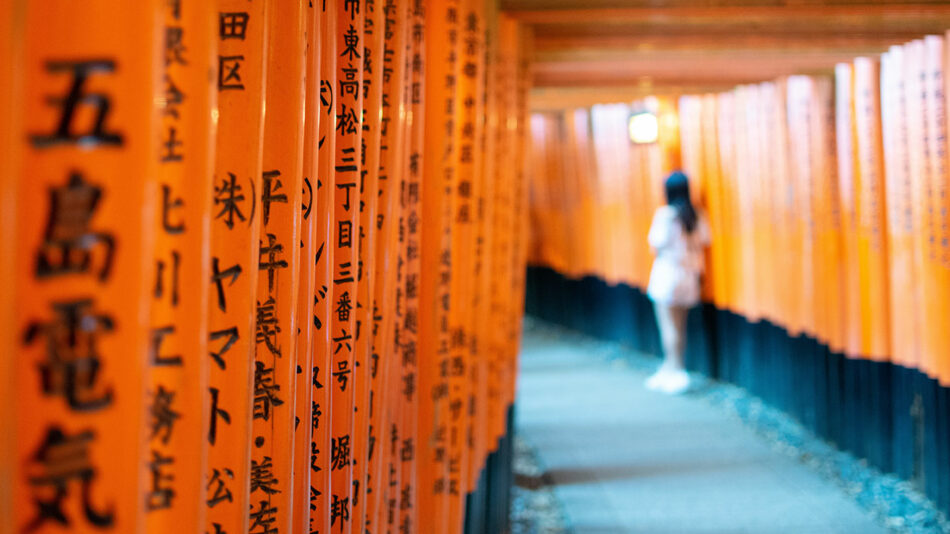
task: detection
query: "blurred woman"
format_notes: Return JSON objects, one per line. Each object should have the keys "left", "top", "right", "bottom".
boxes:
{"left": 645, "top": 171, "right": 710, "bottom": 395}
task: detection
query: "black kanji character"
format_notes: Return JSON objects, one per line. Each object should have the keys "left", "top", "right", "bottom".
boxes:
{"left": 160, "top": 126, "right": 184, "bottom": 163}
{"left": 208, "top": 387, "right": 231, "bottom": 445}
{"left": 35, "top": 172, "right": 115, "bottom": 281}
{"left": 218, "top": 55, "right": 245, "bottom": 90}
{"left": 23, "top": 427, "right": 114, "bottom": 531}
{"left": 338, "top": 220, "right": 353, "bottom": 248}
{"left": 248, "top": 500, "right": 278, "bottom": 534}
{"left": 255, "top": 297, "right": 281, "bottom": 357}
{"left": 165, "top": 26, "right": 188, "bottom": 65}
{"left": 341, "top": 25, "right": 361, "bottom": 61}
{"left": 332, "top": 359, "right": 351, "bottom": 391}
{"left": 150, "top": 325, "right": 183, "bottom": 366}
{"left": 31, "top": 60, "right": 123, "bottom": 148}
{"left": 334, "top": 261, "right": 354, "bottom": 285}
{"left": 209, "top": 326, "right": 239, "bottom": 371}
{"left": 219, "top": 12, "right": 249, "bottom": 40}
{"left": 161, "top": 183, "right": 185, "bottom": 232}
{"left": 258, "top": 234, "right": 288, "bottom": 294}
{"left": 149, "top": 385, "right": 180, "bottom": 445}
{"left": 260, "top": 170, "right": 288, "bottom": 226}
{"left": 206, "top": 467, "right": 234, "bottom": 508}
{"left": 331, "top": 493, "right": 350, "bottom": 528}
{"left": 154, "top": 250, "right": 181, "bottom": 306}
{"left": 253, "top": 361, "right": 284, "bottom": 421}
{"left": 336, "top": 106, "right": 360, "bottom": 136}
{"left": 146, "top": 450, "right": 175, "bottom": 510}
{"left": 162, "top": 75, "right": 184, "bottom": 118}
{"left": 335, "top": 291, "right": 352, "bottom": 322}
{"left": 214, "top": 172, "right": 248, "bottom": 229}
{"left": 24, "top": 299, "right": 114, "bottom": 411}
{"left": 333, "top": 329, "right": 353, "bottom": 358}
{"left": 250, "top": 456, "right": 280, "bottom": 495}
{"left": 339, "top": 64, "right": 359, "bottom": 100}
{"left": 211, "top": 258, "right": 241, "bottom": 313}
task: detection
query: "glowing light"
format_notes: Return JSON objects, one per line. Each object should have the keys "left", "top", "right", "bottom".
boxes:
{"left": 628, "top": 111, "right": 658, "bottom": 144}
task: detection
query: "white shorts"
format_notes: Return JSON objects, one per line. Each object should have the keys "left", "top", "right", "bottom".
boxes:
{"left": 647, "top": 259, "right": 700, "bottom": 307}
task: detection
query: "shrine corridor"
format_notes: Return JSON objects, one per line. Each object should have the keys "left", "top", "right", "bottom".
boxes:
{"left": 516, "top": 321, "right": 889, "bottom": 534}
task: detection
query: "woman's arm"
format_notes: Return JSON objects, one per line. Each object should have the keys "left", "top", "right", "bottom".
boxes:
{"left": 697, "top": 213, "right": 711, "bottom": 247}
{"left": 648, "top": 207, "right": 674, "bottom": 251}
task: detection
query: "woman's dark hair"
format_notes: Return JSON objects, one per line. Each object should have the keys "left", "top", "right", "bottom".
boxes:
{"left": 664, "top": 171, "right": 697, "bottom": 234}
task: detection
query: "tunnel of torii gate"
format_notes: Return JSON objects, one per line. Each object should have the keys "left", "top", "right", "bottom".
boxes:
{"left": 5, "top": 1, "right": 950, "bottom": 533}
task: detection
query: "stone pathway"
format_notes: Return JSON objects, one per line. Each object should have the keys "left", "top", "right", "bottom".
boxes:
{"left": 515, "top": 321, "right": 908, "bottom": 534}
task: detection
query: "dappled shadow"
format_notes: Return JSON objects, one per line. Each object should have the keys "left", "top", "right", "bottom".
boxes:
{"left": 542, "top": 456, "right": 765, "bottom": 487}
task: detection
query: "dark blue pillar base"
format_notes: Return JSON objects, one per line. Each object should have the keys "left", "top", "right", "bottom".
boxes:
{"left": 463, "top": 405, "right": 515, "bottom": 534}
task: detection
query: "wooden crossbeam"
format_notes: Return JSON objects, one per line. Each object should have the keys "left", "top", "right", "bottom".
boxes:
{"left": 509, "top": 2, "right": 950, "bottom": 89}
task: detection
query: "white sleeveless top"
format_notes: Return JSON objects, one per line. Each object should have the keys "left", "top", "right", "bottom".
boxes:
{"left": 646, "top": 205, "right": 710, "bottom": 307}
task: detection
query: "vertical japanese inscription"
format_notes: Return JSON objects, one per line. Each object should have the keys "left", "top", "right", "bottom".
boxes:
{"left": 251, "top": 1, "right": 307, "bottom": 533}
{"left": 311, "top": 1, "right": 338, "bottom": 532}
{"left": 398, "top": 2, "right": 426, "bottom": 532}
{"left": 206, "top": 2, "right": 268, "bottom": 534}
{"left": 16, "top": 2, "right": 160, "bottom": 532}
{"left": 446, "top": 3, "right": 484, "bottom": 528}
{"left": 352, "top": 0, "right": 385, "bottom": 530}
{"left": 329, "top": 1, "right": 365, "bottom": 532}
{"left": 418, "top": 0, "right": 460, "bottom": 529}
{"left": 146, "top": 1, "right": 215, "bottom": 530}
{"left": 293, "top": 2, "right": 321, "bottom": 534}
{"left": 367, "top": 0, "right": 410, "bottom": 530}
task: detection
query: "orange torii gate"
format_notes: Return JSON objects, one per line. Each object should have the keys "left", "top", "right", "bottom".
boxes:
{"left": 0, "top": 1, "right": 531, "bottom": 533}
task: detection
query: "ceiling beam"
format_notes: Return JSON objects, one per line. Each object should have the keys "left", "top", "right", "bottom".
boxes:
{"left": 504, "top": 3, "right": 950, "bottom": 23}
{"left": 530, "top": 84, "right": 736, "bottom": 110}
{"left": 535, "top": 45, "right": 897, "bottom": 63}
{"left": 533, "top": 34, "right": 935, "bottom": 54}
{"left": 507, "top": 2, "right": 950, "bottom": 93}
{"left": 532, "top": 53, "right": 869, "bottom": 87}
{"left": 530, "top": 18, "right": 950, "bottom": 41}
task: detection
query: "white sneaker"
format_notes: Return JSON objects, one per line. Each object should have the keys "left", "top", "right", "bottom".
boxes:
{"left": 659, "top": 369, "right": 691, "bottom": 395}
{"left": 645, "top": 369, "right": 667, "bottom": 391}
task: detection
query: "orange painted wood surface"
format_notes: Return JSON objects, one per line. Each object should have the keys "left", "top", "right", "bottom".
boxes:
{"left": 420, "top": 1, "right": 461, "bottom": 531}
{"left": 311, "top": 1, "right": 338, "bottom": 533}
{"left": 293, "top": 3, "right": 321, "bottom": 533}
{"left": 329, "top": 1, "right": 365, "bottom": 532}
{"left": 922, "top": 35, "right": 949, "bottom": 382}
{"left": 145, "top": 1, "right": 216, "bottom": 532}
{"left": 853, "top": 56, "right": 892, "bottom": 362}
{"left": 352, "top": 1, "right": 385, "bottom": 529}
{"left": 252, "top": 1, "right": 307, "bottom": 532}
{"left": 4, "top": 3, "right": 531, "bottom": 532}
{"left": 399, "top": 3, "right": 427, "bottom": 530}
{"left": 15, "top": 1, "right": 161, "bottom": 532}
{"left": 367, "top": 0, "right": 411, "bottom": 531}
{"left": 206, "top": 2, "right": 269, "bottom": 533}
{"left": 0, "top": 1, "right": 24, "bottom": 531}
{"left": 835, "top": 62, "right": 863, "bottom": 359}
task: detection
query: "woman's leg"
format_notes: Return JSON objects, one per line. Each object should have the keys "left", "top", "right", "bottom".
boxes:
{"left": 654, "top": 301, "right": 689, "bottom": 371}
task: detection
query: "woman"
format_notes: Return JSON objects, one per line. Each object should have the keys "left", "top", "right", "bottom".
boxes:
{"left": 645, "top": 171, "right": 710, "bottom": 395}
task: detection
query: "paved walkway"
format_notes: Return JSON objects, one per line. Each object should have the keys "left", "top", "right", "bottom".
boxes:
{"left": 515, "top": 323, "right": 891, "bottom": 534}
